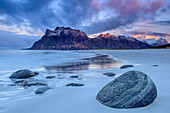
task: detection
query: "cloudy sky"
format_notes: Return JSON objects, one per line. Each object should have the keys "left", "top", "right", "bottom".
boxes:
{"left": 0, "top": 0, "right": 170, "bottom": 48}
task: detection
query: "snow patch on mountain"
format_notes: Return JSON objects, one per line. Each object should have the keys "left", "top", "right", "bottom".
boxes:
{"left": 137, "top": 38, "right": 169, "bottom": 46}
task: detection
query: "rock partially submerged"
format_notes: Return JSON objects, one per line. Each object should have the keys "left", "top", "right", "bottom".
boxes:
{"left": 120, "top": 65, "right": 134, "bottom": 69}
{"left": 46, "top": 76, "right": 56, "bottom": 79}
{"left": 152, "top": 65, "right": 158, "bottom": 67}
{"left": 70, "top": 76, "right": 79, "bottom": 78}
{"left": 9, "top": 69, "right": 35, "bottom": 79}
{"left": 96, "top": 70, "right": 157, "bottom": 109}
{"left": 66, "top": 83, "right": 84, "bottom": 87}
{"left": 34, "top": 72, "right": 39, "bottom": 75}
{"left": 35, "top": 86, "right": 52, "bottom": 94}
{"left": 21, "top": 81, "right": 47, "bottom": 87}
{"left": 103, "top": 72, "right": 116, "bottom": 77}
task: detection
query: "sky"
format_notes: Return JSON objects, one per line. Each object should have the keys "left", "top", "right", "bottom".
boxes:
{"left": 0, "top": 0, "right": 170, "bottom": 48}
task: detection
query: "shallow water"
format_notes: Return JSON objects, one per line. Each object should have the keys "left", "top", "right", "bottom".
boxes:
{"left": 0, "top": 50, "right": 123, "bottom": 103}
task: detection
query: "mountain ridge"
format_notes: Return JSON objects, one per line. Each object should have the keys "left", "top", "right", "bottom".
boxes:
{"left": 29, "top": 27, "right": 151, "bottom": 50}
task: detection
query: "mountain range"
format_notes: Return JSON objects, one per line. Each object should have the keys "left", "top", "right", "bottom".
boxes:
{"left": 138, "top": 38, "right": 169, "bottom": 47}
{"left": 29, "top": 27, "right": 169, "bottom": 50}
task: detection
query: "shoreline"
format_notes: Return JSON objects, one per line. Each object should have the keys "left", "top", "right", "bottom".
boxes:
{"left": 0, "top": 49, "right": 170, "bottom": 113}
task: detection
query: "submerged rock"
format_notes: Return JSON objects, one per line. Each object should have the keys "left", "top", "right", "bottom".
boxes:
{"left": 103, "top": 72, "right": 116, "bottom": 77}
{"left": 7, "top": 84, "right": 16, "bottom": 86}
{"left": 35, "top": 86, "right": 52, "bottom": 94}
{"left": 34, "top": 72, "right": 39, "bottom": 75}
{"left": 96, "top": 70, "right": 157, "bottom": 109}
{"left": 152, "top": 65, "right": 158, "bottom": 67}
{"left": 21, "top": 81, "right": 47, "bottom": 87}
{"left": 120, "top": 65, "right": 134, "bottom": 69}
{"left": 66, "top": 83, "right": 84, "bottom": 87}
{"left": 46, "top": 76, "right": 56, "bottom": 79}
{"left": 9, "top": 69, "right": 35, "bottom": 79}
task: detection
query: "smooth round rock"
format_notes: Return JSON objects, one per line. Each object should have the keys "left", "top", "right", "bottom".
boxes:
{"left": 35, "top": 86, "right": 52, "bottom": 94}
{"left": 120, "top": 65, "right": 134, "bottom": 69}
{"left": 96, "top": 70, "right": 157, "bottom": 109}
{"left": 9, "top": 69, "right": 35, "bottom": 79}
{"left": 103, "top": 72, "right": 116, "bottom": 77}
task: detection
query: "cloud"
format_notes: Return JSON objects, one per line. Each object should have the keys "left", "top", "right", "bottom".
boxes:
{"left": 127, "top": 31, "right": 170, "bottom": 37}
{"left": 126, "top": 31, "right": 170, "bottom": 40}
{"left": 84, "top": 0, "right": 165, "bottom": 34}
{"left": 152, "top": 20, "right": 170, "bottom": 26}
{"left": 0, "top": 0, "right": 167, "bottom": 36}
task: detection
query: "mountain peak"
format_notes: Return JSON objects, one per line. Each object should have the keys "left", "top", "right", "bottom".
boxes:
{"left": 138, "top": 38, "right": 169, "bottom": 46}
{"left": 44, "top": 27, "right": 87, "bottom": 37}
{"left": 98, "top": 33, "right": 116, "bottom": 38}
{"left": 29, "top": 27, "right": 150, "bottom": 50}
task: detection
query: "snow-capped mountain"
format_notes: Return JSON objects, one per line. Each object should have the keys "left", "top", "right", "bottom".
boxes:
{"left": 29, "top": 27, "right": 150, "bottom": 50}
{"left": 138, "top": 38, "right": 169, "bottom": 46}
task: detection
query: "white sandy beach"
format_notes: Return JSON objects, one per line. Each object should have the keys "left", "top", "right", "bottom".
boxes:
{"left": 0, "top": 49, "right": 170, "bottom": 113}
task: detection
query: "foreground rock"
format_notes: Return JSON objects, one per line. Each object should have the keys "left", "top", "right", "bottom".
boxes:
{"left": 120, "top": 65, "right": 134, "bottom": 69}
{"left": 103, "top": 72, "right": 116, "bottom": 77}
{"left": 9, "top": 69, "right": 35, "bottom": 79}
{"left": 66, "top": 83, "right": 84, "bottom": 87}
{"left": 96, "top": 71, "right": 157, "bottom": 109}
{"left": 35, "top": 86, "right": 52, "bottom": 94}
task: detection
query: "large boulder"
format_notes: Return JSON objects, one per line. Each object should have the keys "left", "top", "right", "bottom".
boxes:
{"left": 96, "top": 71, "right": 157, "bottom": 109}
{"left": 9, "top": 69, "right": 35, "bottom": 79}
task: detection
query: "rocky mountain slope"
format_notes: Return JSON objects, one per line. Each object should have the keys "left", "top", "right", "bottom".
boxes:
{"left": 29, "top": 27, "right": 150, "bottom": 50}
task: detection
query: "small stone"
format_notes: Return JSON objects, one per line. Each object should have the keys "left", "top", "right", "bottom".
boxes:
{"left": 70, "top": 76, "right": 79, "bottom": 78}
{"left": 66, "top": 83, "right": 84, "bottom": 87}
{"left": 152, "top": 65, "right": 158, "bottom": 67}
{"left": 34, "top": 72, "right": 39, "bottom": 75}
{"left": 8, "top": 84, "right": 16, "bottom": 86}
{"left": 120, "top": 65, "right": 134, "bottom": 69}
{"left": 58, "top": 77, "right": 65, "bottom": 79}
{"left": 35, "top": 86, "right": 52, "bottom": 94}
{"left": 103, "top": 72, "right": 116, "bottom": 77}
{"left": 14, "top": 80, "right": 25, "bottom": 83}
{"left": 21, "top": 81, "right": 47, "bottom": 87}
{"left": 46, "top": 76, "right": 56, "bottom": 79}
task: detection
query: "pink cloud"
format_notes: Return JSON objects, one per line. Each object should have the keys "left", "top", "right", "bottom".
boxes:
{"left": 91, "top": 0, "right": 102, "bottom": 12}
{"left": 104, "top": 0, "right": 165, "bottom": 15}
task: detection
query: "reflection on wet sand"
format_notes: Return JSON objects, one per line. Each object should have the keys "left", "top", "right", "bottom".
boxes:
{"left": 44, "top": 54, "right": 124, "bottom": 73}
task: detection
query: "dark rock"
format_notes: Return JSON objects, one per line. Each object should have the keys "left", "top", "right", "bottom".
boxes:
{"left": 46, "top": 76, "right": 56, "bottom": 79}
{"left": 9, "top": 69, "right": 35, "bottom": 79}
{"left": 152, "top": 65, "right": 158, "bottom": 67}
{"left": 70, "top": 76, "right": 79, "bottom": 78}
{"left": 21, "top": 81, "right": 47, "bottom": 87}
{"left": 35, "top": 86, "right": 52, "bottom": 94}
{"left": 120, "top": 65, "right": 134, "bottom": 69}
{"left": 34, "top": 72, "right": 39, "bottom": 75}
{"left": 96, "top": 70, "right": 157, "bottom": 109}
{"left": 29, "top": 27, "right": 150, "bottom": 50}
{"left": 103, "top": 72, "right": 116, "bottom": 77}
{"left": 8, "top": 84, "right": 16, "bottom": 86}
{"left": 14, "top": 80, "right": 25, "bottom": 83}
{"left": 66, "top": 83, "right": 84, "bottom": 87}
